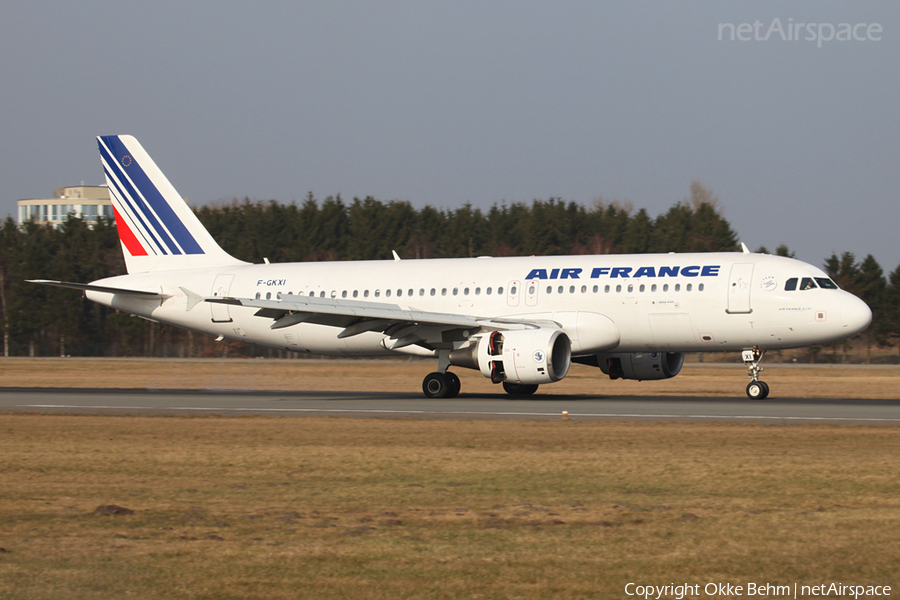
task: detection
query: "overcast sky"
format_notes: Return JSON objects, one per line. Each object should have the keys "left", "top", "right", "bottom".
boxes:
{"left": 2, "top": 2, "right": 898, "bottom": 270}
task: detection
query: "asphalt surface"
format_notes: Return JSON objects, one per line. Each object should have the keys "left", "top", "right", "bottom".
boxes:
{"left": 1, "top": 387, "right": 899, "bottom": 425}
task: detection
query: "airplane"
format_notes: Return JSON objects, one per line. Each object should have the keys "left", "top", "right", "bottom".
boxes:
{"left": 29, "top": 135, "right": 872, "bottom": 400}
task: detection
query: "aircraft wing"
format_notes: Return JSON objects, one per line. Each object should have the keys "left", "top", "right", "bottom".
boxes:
{"left": 27, "top": 280, "right": 171, "bottom": 298}
{"left": 207, "top": 294, "right": 544, "bottom": 350}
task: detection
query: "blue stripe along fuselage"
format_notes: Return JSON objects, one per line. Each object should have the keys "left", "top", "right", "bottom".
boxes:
{"left": 98, "top": 137, "right": 204, "bottom": 255}
{"left": 524, "top": 265, "right": 721, "bottom": 279}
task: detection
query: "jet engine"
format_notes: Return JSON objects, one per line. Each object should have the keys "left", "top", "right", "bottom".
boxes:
{"left": 449, "top": 329, "right": 571, "bottom": 385}
{"left": 595, "top": 352, "right": 684, "bottom": 381}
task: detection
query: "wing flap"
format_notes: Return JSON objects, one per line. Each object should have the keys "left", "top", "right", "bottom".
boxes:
{"left": 207, "top": 295, "right": 483, "bottom": 330}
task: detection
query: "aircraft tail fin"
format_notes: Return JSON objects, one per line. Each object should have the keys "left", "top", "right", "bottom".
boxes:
{"left": 97, "top": 135, "right": 247, "bottom": 273}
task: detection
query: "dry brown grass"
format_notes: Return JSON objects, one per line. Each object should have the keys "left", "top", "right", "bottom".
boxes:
{"left": 0, "top": 357, "right": 899, "bottom": 398}
{"left": 0, "top": 414, "right": 898, "bottom": 599}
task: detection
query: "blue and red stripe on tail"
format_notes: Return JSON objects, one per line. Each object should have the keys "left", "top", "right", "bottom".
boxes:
{"left": 97, "top": 135, "right": 246, "bottom": 273}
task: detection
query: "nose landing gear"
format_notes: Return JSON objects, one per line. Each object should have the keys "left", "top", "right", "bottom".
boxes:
{"left": 743, "top": 347, "right": 769, "bottom": 399}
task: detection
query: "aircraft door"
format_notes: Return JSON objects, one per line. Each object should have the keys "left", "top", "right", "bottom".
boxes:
{"left": 726, "top": 263, "right": 753, "bottom": 314}
{"left": 524, "top": 279, "right": 539, "bottom": 307}
{"left": 210, "top": 274, "right": 235, "bottom": 323}
{"left": 507, "top": 280, "right": 521, "bottom": 307}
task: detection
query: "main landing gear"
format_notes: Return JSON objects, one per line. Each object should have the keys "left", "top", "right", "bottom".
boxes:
{"left": 502, "top": 382, "right": 538, "bottom": 396}
{"left": 422, "top": 371, "right": 461, "bottom": 399}
{"left": 743, "top": 347, "right": 769, "bottom": 400}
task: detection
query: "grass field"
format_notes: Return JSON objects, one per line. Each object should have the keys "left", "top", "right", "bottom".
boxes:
{"left": 0, "top": 415, "right": 898, "bottom": 599}
{"left": 1, "top": 357, "right": 899, "bottom": 398}
{"left": 0, "top": 359, "right": 898, "bottom": 598}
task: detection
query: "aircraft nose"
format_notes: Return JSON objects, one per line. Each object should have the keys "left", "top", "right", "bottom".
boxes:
{"left": 841, "top": 294, "right": 872, "bottom": 336}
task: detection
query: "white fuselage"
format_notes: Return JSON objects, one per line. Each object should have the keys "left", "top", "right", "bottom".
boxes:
{"left": 86, "top": 252, "right": 872, "bottom": 357}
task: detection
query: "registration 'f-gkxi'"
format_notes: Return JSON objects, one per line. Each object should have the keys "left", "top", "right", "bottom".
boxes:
{"left": 31, "top": 136, "right": 872, "bottom": 399}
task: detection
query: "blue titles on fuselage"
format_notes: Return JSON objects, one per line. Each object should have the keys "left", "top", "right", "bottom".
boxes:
{"left": 524, "top": 265, "right": 720, "bottom": 280}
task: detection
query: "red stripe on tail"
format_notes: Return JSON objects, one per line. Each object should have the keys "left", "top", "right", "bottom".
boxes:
{"left": 112, "top": 207, "right": 148, "bottom": 256}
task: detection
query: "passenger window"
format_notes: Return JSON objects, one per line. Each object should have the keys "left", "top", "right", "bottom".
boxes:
{"left": 330, "top": 291, "right": 337, "bottom": 298}
{"left": 341, "top": 291, "right": 347, "bottom": 298}
{"left": 498, "top": 287, "right": 503, "bottom": 295}
{"left": 815, "top": 278, "right": 839, "bottom": 289}
{"left": 546, "top": 286, "right": 552, "bottom": 294}
{"left": 510, "top": 286, "right": 516, "bottom": 295}
{"left": 593, "top": 285, "right": 599, "bottom": 293}
{"left": 581, "top": 285, "right": 587, "bottom": 293}
{"left": 785, "top": 278, "right": 798, "bottom": 291}
{"left": 464, "top": 287, "right": 470, "bottom": 295}
{"left": 255, "top": 292, "right": 261, "bottom": 299}
{"left": 800, "top": 278, "right": 817, "bottom": 291}
{"left": 651, "top": 284, "right": 657, "bottom": 292}
{"left": 674, "top": 284, "right": 680, "bottom": 292}
{"left": 569, "top": 285, "right": 575, "bottom": 293}
{"left": 616, "top": 284, "right": 622, "bottom": 293}
{"left": 386, "top": 290, "right": 392, "bottom": 297}
{"left": 558, "top": 286, "right": 563, "bottom": 294}
{"left": 430, "top": 288, "right": 436, "bottom": 296}
{"left": 686, "top": 283, "right": 692, "bottom": 292}
{"left": 604, "top": 285, "right": 610, "bottom": 293}
{"left": 486, "top": 287, "right": 492, "bottom": 295}
{"left": 353, "top": 290, "right": 358, "bottom": 298}
{"left": 408, "top": 289, "right": 413, "bottom": 296}
{"left": 663, "top": 284, "right": 669, "bottom": 292}
{"left": 639, "top": 284, "right": 645, "bottom": 293}
{"left": 364, "top": 290, "right": 369, "bottom": 298}
{"left": 475, "top": 287, "right": 481, "bottom": 295}
{"left": 442, "top": 288, "right": 447, "bottom": 296}
{"left": 627, "top": 284, "right": 633, "bottom": 293}
{"left": 698, "top": 283, "right": 704, "bottom": 292}
{"left": 453, "top": 288, "right": 458, "bottom": 296}
{"left": 375, "top": 290, "right": 380, "bottom": 297}
{"left": 528, "top": 285, "right": 535, "bottom": 294}
{"left": 419, "top": 289, "right": 425, "bottom": 296}
{"left": 266, "top": 292, "right": 271, "bottom": 300}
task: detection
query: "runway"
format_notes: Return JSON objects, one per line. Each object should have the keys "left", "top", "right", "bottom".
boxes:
{"left": 1, "top": 388, "right": 899, "bottom": 425}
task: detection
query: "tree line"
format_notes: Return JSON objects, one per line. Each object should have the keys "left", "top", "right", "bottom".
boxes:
{"left": 0, "top": 182, "right": 895, "bottom": 361}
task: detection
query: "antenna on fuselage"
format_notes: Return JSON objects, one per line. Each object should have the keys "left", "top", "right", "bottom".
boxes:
{"left": 740, "top": 242, "right": 750, "bottom": 254}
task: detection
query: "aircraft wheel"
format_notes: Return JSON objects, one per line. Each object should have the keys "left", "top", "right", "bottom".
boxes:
{"left": 423, "top": 372, "right": 451, "bottom": 398}
{"left": 502, "top": 382, "right": 539, "bottom": 396}
{"left": 446, "top": 372, "right": 461, "bottom": 398}
{"left": 746, "top": 381, "right": 769, "bottom": 400}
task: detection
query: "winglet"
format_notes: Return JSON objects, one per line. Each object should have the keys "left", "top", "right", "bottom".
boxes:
{"left": 741, "top": 242, "right": 750, "bottom": 254}
{"left": 392, "top": 250, "right": 401, "bottom": 261}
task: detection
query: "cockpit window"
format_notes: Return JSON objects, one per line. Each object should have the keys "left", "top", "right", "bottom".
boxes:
{"left": 785, "top": 278, "right": 797, "bottom": 291}
{"left": 815, "top": 278, "right": 839, "bottom": 289}
{"left": 800, "top": 277, "right": 817, "bottom": 290}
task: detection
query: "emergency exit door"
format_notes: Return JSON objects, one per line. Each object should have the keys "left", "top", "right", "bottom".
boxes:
{"left": 726, "top": 263, "right": 753, "bottom": 314}
{"left": 210, "top": 274, "right": 235, "bottom": 323}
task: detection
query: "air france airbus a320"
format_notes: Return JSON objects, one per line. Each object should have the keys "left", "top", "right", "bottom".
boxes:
{"left": 31, "top": 136, "right": 872, "bottom": 400}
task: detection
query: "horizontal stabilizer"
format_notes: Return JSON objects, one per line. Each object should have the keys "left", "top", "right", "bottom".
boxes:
{"left": 27, "top": 280, "right": 170, "bottom": 298}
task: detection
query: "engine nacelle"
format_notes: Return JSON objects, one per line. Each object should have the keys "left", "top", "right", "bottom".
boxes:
{"left": 449, "top": 329, "right": 571, "bottom": 385}
{"left": 597, "top": 352, "right": 684, "bottom": 381}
